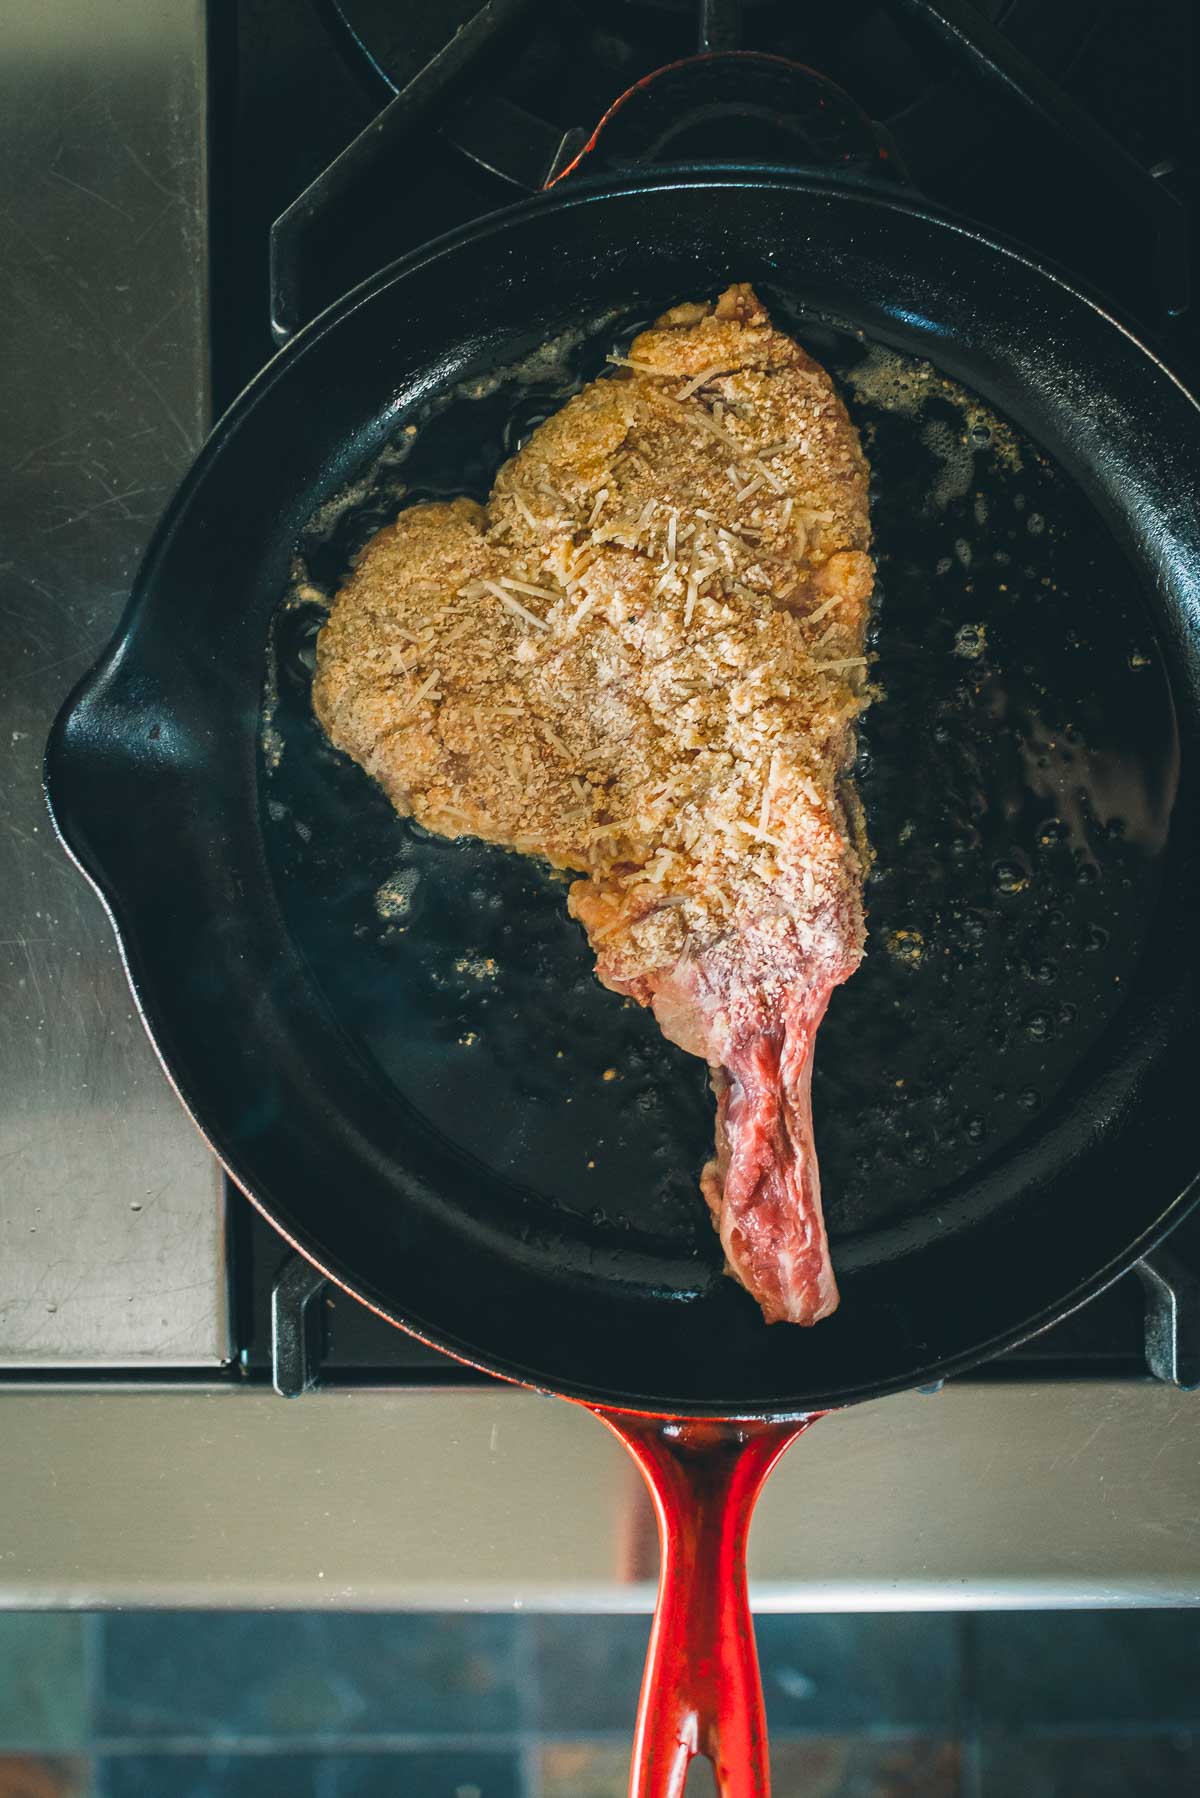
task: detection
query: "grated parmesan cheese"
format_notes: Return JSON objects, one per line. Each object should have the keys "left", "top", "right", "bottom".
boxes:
{"left": 677, "top": 364, "right": 730, "bottom": 401}
{"left": 806, "top": 592, "right": 842, "bottom": 626}
{"left": 566, "top": 593, "right": 595, "bottom": 634}
{"left": 656, "top": 392, "right": 745, "bottom": 454}
{"left": 751, "top": 458, "right": 787, "bottom": 494}
{"left": 758, "top": 749, "right": 781, "bottom": 834}
{"left": 606, "top": 354, "right": 671, "bottom": 375}
{"left": 499, "top": 575, "right": 562, "bottom": 603}
{"left": 738, "top": 821, "right": 785, "bottom": 848}
{"left": 479, "top": 579, "right": 549, "bottom": 632}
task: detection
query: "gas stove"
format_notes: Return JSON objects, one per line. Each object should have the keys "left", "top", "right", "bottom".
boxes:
{"left": 210, "top": 0, "right": 1194, "bottom": 401}
{"left": 3, "top": 0, "right": 1196, "bottom": 1398}
{"left": 6, "top": 0, "right": 1200, "bottom": 1622}
{"left": 221, "top": 0, "right": 1199, "bottom": 1396}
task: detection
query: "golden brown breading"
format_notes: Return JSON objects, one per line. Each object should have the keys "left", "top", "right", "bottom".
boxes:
{"left": 314, "top": 284, "right": 871, "bottom": 974}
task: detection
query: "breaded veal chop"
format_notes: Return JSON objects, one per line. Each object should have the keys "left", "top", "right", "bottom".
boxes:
{"left": 313, "top": 284, "right": 874, "bottom": 1325}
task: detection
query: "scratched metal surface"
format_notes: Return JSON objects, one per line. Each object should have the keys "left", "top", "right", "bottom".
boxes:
{"left": 0, "top": 1, "right": 228, "bottom": 1363}
{"left": 0, "top": 1383, "right": 1197, "bottom": 1607}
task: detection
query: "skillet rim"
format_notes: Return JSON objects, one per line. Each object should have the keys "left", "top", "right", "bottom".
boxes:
{"left": 44, "top": 164, "right": 1200, "bottom": 1413}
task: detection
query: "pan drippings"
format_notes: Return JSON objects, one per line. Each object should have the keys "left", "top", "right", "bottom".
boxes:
{"left": 261, "top": 303, "right": 1178, "bottom": 1261}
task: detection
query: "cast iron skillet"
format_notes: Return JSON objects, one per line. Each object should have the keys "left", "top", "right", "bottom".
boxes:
{"left": 45, "top": 169, "right": 1200, "bottom": 1793}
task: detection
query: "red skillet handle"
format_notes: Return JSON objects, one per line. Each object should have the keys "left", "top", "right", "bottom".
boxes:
{"left": 592, "top": 1408, "right": 818, "bottom": 1798}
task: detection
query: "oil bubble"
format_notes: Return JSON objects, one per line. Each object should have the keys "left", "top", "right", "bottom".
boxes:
{"left": 955, "top": 908, "right": 989, "bottom": 942}
{"left": 1023, "top": 1011, "right": 1054, "bottom": 1042}
{"left": 885, "top": 927, "right": 925, "bottom": 966}
{"left": 375, "top": 867, "right": 420, "bottom": 920}
{"left": 993, "top": 858, "right": 1031, "bottom": 896}
{"left": 953, "top": 622, "right": 987, "bottom": 660}
{"left": 1017, "top": 1087, "right": 1040, "bottom": 1110}
{"left": 502, "top": 398, "right": 556, "bottom": 456}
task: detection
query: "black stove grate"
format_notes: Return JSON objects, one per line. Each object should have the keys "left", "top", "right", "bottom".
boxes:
{"left": 243, "top": 1218, "right": 1200, "bottom": 1396}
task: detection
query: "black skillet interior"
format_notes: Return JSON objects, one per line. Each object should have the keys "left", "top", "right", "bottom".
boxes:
{"left": 46, "top": 171, "right": 1200, "bottom": 1413}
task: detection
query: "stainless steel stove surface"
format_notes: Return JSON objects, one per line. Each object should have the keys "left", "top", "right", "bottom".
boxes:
{"left": 2, "top": 0, "right": 1198, "bottom": 1610}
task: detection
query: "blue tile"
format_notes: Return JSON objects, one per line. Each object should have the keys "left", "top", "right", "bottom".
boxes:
{"left": 756, "top": 1615, "right": 960, "bottom": 1732}
{"left": 970, "top": 1613, "right": 1200, "bottom": 1730}
{"left": 535, "top": 1744, "right": 714, "bottom": 1798}
{"left": 978, "top": 1732, "right": 1200, "bottom": 1797}
{"left": 94, "top": 1752, "right": 521, "bottom": 1798}
{"left": 0, "top": 1759, "right": 88, "bottom": 1798}
{"left": 0, "top": 1618, "right": 87, "bottom": 1752}
{"left": 97, "top": 1614, "right": 520, "bottom": 1740}
{"left": 536, "top": 1742, "right": 630, "bottom": 1798}
{"left": 771, "top": 1737, "right": 959, "bottom": 1798}
{"left": 530, "top": 1613, "right": 959, "bottom": 1736}
{"left": 536, "top": 1737, "right": 960, "bottom": 1798}
{"left": 528, "top": 1616, "right": 647, "bottom": 1732}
